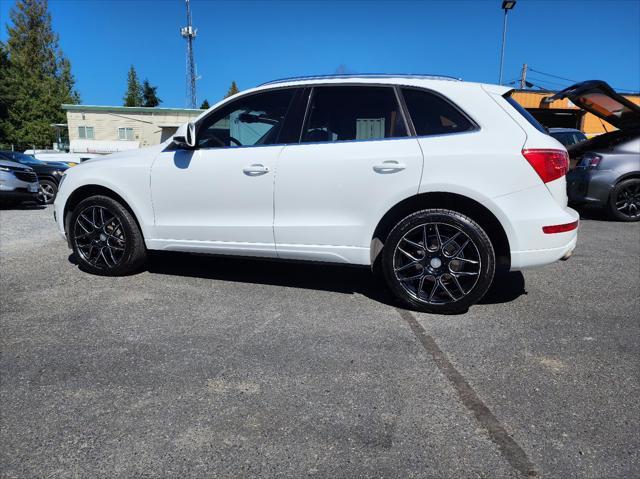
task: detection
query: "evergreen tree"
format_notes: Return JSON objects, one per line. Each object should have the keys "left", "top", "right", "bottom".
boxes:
{"left": 0, "top": 0, "right": 79, "bottom": 148}
{"left": 224, "top": 81, "right": 239, "bottom": 98}
{"left": 141, "top": 78, "right": 161, "bottom": 107}
{"left": 123, "top": 65, "right": 143, "bottom": 107}
{"left": 199, "top": 99, "right": 210, "bottom": 109}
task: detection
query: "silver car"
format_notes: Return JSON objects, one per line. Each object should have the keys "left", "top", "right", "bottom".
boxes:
{"left": 550, "top": 81, "right": 640, "bottom": 222}
{"left": 0, "top": 158, "right": 40, "bottom": 205}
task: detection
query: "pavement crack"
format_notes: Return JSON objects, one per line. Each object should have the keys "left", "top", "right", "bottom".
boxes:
{"left": 396, "top": 307, "right": 539, "bottom": 479}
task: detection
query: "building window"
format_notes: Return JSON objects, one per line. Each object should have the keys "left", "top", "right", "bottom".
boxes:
{"left": 118, "top": 127, "right": 134, "bottom": 140}
{"left": 78, "top": 126, "right": 94, "bottom": 139}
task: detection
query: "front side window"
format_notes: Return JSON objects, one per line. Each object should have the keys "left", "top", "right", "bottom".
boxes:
{"left": 78, "top": 126, "right": 94, "bottom": 139}
{"left": 402, "top": 88, "right": 474, "bottom": 136}
{"left": 301, "top": 86, "right": 407, "bottom": 143}
{"left": 118, "top": 127, "right": 134, "bottom": 140}
{"left": 197, "top": 89, "right": 295, "bottom": 148}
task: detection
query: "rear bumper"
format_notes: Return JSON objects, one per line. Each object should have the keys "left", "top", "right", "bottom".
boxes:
{"left": 510, "top": 233, "right": 578, "bottom": 270}
{"left": 491, "top": 183, "right": 580, "bottom": 271}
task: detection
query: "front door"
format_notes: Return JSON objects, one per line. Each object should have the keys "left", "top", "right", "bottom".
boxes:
{"left": 150, "top": 88, "right": 296, "bottom": 257}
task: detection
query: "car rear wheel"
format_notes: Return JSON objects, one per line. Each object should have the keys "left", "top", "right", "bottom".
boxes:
{"left": 381, "top": 209, "right": 495, "bottom": 314}
{"left": 69, "top": 195, "right": 147, "bottom": 275}
{"left": 608, "top": 178, "right": 640, "bottom": 222}
{"left": 37, "top": 179, "right": 57, "bottom": 204}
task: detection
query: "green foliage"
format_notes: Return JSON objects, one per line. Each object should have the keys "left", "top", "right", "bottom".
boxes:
{"left": 142, "top": 78, "right": 161, "bottom": 107}
{"left": 0, "top": 0, "right": 80, "bottom": 148}
{"left": 224, "top": 81, "right": 239, "bottom": 98}
{"left": 199, "top": 99, "right": 210, "bottom": 109}
{"left": 123, "top": 66, "right": 143, "bottom": 107}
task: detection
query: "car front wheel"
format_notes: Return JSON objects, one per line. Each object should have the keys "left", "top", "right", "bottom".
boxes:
{"left": 382, "top": 209, "right": 495, "bottom": 314}
{"left": 69, "top": 195, "right": 147, "bottom": 275}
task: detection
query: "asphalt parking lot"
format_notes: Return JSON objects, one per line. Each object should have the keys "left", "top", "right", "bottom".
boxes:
{"left": 1, "top": 204, "right": 638, "bottom": 478}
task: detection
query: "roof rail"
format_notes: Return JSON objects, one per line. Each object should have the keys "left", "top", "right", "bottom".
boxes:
{"left": 259, "top": 73, "right": 462, "bottom": 86}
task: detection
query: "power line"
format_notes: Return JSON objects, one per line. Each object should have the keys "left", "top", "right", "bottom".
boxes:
{"left": 529, "top": 66, "right": 639, "bottom": 94}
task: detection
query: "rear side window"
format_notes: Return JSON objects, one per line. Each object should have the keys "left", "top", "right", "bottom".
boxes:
{"left": 402, "top": 88, "right": 474, "bottom": 136}
{"left": 301, "top": 86, "right": 407, "bottom": 143}
{"left": 504, "top": 94, "right": 547, "bottom": 133}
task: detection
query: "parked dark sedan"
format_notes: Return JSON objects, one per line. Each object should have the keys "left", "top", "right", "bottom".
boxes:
{"left": 548, "top": 81, "right": 640, "bottom": 222}
{"left": 0, "top": 151, "right": 68, "bottom": 204}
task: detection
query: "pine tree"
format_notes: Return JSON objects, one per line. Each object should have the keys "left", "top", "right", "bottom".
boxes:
{"left": 224, "top": 81, "right": 239, "bottom": 98}
{"left": 123, "top": 66, "right": 143, "bottom": 107}
{"left": 142, "top": 78, "right": 161, "bottom": 107}
{"left": 0, "top": 0, "right": 80, "bottom": 148}
{"left": 199, "top": 99, "right": 210, "bottom": 109}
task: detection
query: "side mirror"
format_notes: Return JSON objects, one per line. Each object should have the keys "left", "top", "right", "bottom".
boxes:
{"left": 173, "top": 122, "right": 197, "bottom": 149}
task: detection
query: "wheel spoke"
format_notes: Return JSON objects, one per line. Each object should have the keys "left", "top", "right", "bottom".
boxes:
{"left": 400, "top": 271, "right": 423, "bottom": 282}
{"left": 450, "top": 274, "right": 466, "bottom": 295}
{"left": 428, "top": 280, "right": 440, "bottom": 302}
{"left": 397, "top": 246, "right": 420, "bottom": 262}
{"left": 439, "top": 279, "right": 457, "bottom": 301}
{"left": 451, "top": 271, "right": 479, "bottom": 276}
{"left": 395, "top": 260, "right": 420, "bottom": 273}
{"left": 434, "top": 224, "right": 442, "bottom": 251}
{"left": 402, "top": 236, "right": 424, "bottom": 250}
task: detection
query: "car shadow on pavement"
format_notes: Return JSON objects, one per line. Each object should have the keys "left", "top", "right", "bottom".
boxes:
{"left": 144, "top": 251, "right": 526, "bottom": 309}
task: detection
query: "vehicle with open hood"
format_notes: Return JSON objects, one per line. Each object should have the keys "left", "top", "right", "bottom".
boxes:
{"left": 548, "top": 80, "right": 640, "bottom": 221}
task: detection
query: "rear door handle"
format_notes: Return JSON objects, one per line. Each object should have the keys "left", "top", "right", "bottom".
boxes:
{"left": 243, "top": 164, "right": 270, "bottom": 176}
{"left": 373, "top": 160, "right": 406, "bottom": 173}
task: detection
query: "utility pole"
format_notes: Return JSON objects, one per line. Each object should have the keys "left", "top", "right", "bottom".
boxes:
{"left": 181, "top": 0, "right": 197, "bottom": 109}
{"left": 498, "top": 1, "right": 517, "bottom": 85}
{"left": 519, "top": 63, "right": 528, "bottom": 89}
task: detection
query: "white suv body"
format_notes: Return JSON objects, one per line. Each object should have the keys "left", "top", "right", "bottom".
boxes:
{"left": 54, "top": 75, "right": 578, "bottom": 313}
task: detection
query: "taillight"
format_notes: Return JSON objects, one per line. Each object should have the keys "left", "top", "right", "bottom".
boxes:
{"left": 522, "top": 149, "right": 569, "bottom": 183}
{"left": 542, "top": 220, "right": 579, "bottom": 234}
{"left": 577, "top": 153, "right": 602, "bottom": 169}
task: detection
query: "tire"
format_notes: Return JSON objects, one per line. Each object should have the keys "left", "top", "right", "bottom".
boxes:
{"left": 69, "top": 195, "right": 147, "bottom": 276}
{"left": 607, "top": 178, "right": 640, "bottom": 222}
{"left": 37, "top": 179, "right": 58, "bottom": 204}
{"left": 381, "top": 209, "right": 495, "bottom": 314}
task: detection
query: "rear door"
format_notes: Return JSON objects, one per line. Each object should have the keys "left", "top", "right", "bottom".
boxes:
{"left": 274, "top": 85, "right": 424, "bottom": 265}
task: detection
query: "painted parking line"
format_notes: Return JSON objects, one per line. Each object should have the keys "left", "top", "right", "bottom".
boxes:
{"left": 396, "top": 307, "right": 539, "bottom": 479}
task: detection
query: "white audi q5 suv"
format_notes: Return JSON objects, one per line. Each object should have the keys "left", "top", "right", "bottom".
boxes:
{"left": 54, "top": 74, "right": 579, "bottom": 313}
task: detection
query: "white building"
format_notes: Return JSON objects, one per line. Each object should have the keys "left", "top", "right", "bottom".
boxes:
{"left": 62, "top": 104, "right": 203, "bottom": 154}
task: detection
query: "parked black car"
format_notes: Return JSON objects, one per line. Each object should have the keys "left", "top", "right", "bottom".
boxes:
{"left": 0, "top": 151, "right": 68, "bottom": 204}
{"left": 548, "top": 81, "right": 640, "bottom": 222}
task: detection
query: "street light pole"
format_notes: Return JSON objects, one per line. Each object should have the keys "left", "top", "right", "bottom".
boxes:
{"left": 499, "top": 1, "right": 517, "bottom": 85}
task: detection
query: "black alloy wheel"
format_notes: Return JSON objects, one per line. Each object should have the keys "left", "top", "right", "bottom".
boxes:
{"left": 609, "top": 178, "right": 640, "bottom": 222}
{"left": 69, "top": 195, "right": 147, "bottom": 275}
{"left": 382, "top": 209, "right": 495, "bottom": 314}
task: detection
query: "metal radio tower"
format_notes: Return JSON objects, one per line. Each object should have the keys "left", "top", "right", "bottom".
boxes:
{"left": 181, "top": 0, "right": 197, "bottom": 108}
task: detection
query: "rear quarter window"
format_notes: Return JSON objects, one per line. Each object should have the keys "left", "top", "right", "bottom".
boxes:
{"left": 504, "top": 94, "right": 547, "bottom": 133}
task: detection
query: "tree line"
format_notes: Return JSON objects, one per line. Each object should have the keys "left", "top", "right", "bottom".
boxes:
{"left": 0, "top": 0, "right": 242, "bottom": 149}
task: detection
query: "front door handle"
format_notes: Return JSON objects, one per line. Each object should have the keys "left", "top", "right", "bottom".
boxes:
{"left": 243, "top": 164, "right": 270, "bottom": 176}
{"left": 373, "top": 160, "right": 406, "bottom": 173}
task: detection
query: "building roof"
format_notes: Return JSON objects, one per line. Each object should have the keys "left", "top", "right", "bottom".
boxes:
{"left": 61, "top": 104, "right": 204, "bottom": 114}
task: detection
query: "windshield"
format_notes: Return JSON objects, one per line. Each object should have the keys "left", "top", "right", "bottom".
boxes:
{"left": 0, "top": 151, "right": 42, "bottom": 165}
{"left": 503, "top": 94, "right": 548, "bottom": 133}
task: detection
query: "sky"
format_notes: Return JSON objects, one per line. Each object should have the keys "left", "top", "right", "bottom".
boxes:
{"left": 1, "top": 0, "right": 639, "bottom": 108}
